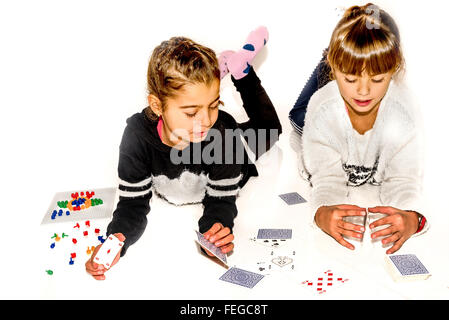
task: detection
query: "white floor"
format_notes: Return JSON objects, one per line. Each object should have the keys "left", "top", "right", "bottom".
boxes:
{"left": 1, "top": 0, "right": 448, "bottom": 300}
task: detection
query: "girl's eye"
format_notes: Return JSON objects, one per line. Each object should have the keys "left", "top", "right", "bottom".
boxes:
{"left": 372, "top": 78, "right": 385, "bottom": 83}
{"left": 344, "top": 77, "right": 357, "bottom": 83}
{"left": 209, "top": 100, "right": 224, "bottom": 110}
{"left": 185, "top": 112, "right": 197, "bottom": 118}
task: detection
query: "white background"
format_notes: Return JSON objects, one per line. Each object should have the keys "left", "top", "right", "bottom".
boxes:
{"left": 1, "top": 0, "right": 448, "bottom": 299}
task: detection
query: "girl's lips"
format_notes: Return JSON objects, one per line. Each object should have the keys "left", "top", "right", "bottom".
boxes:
{"left": 353, "top": 98, "right": 373, "bottom": 107}
{"left": 193, "top": 130, "right": 208, "bottom": 137}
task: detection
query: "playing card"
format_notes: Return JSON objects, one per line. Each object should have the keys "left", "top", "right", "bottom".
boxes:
{"left": 254, "top": 250, "right": 296, "bottom": 275}
{"left": 257, "top": 228, "right": 292, "bottom": 240}
{"left": 385, "top": 254, "right": 431, "bottom": 282}
{"left": 300, "top": 269, "right": 349, "bottom": 295}
{"left": 219, "top": 267, "right": 264, "bottom": 289}
{"left": 94, "top": 234, "right": 124, "bottom": 269}
{"left": 278, "top": 192, "right": 307, "bottom": 205}
{"left": 195, "top": 230, "right": 228, "bottom": 266}
{"left": 250, "top": 237, "right": 291, "bottom": 249}
{"left": 342, "top": 212, "right": 366, "bottom": 244}
{"left": 367, "top": 212, "right": 390, "bottom": 245}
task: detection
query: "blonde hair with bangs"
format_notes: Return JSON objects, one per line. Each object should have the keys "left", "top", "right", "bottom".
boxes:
{"left": 327, "top": 3, "right": 404, "bottom": 79}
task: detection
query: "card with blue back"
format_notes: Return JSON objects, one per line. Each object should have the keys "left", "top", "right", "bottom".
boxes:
{"left": 278, "top": 192, "right": 307, "bottom": 205}
{"left": 257, "top": 228, "right": 292, "bottom": 240}
{"left": 385, "top": 254, "right": 431, "bottom": 282}
{"left": 195, "top": 230, "right": 228, "bottom": 266}
{"left": 219, "top": 267, "right": 264, "bottom": 289}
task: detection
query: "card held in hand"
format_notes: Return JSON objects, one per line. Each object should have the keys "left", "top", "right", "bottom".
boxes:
{"left": 94, "top": 234, "right": 124, "bottom": 269}
{"left": 195, "top": 230, "right": 228, "bottom": 266}
{"left": 219, "top": 267, "right": 264, "bottom": 289}
{"left": 385, "top": 254, "right": 431, "bottom": 282}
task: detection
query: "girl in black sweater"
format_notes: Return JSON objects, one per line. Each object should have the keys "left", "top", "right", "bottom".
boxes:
{"left": 86, "top": 27, "right": 281, "bottom": 280}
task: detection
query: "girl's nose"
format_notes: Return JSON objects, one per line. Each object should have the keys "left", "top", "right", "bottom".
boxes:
{"left": 198, "top": 108, "right": 212, "bottom": 128}
{"left": 357, "top": 80, "right": 370, "bottom": 96}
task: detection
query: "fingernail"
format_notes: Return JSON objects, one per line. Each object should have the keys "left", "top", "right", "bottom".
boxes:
{"left": 360, "top": 227, "right": 365, "bottom": 232}
{"left": 209, "top": 236, "right": 215, "bottom": 242}
{"left": 215, "top": 241, "right": 221, "bottom": 246}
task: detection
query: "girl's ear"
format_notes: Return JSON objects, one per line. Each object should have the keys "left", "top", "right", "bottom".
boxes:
{"left": 148, "top": 94, "right": 162, "bottom": 117}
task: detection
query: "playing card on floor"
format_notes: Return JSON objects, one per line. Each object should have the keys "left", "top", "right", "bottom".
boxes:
{"left": 251, "top": 228, "right": 292, "bottom": 249}
{"left": 255, "top": 250, "right": 296, "bottom": 275}
{"left": 195, "top": 230, "right": 228, "bottom": 266}
{"left": 257, "top": 228, "right": 292, "bottom": 240}
{"left": 219, "top": 267, "right": 264, "bottom": 289}
{"left": 300, "top": 270, "right": 349, "bottom": 295}
{"left": 250, "top": 237, "right": 290, "bottom": 249}
{"left": 278, "top": 192, "right": 307, "bottom": 205}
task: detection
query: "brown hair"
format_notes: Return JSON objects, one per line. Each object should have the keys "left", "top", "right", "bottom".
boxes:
{"left": 145, "top": 37, "right": 220, "bottom": 121}
{"left": 327, "top": 3, "right": 404, "bottom": 78}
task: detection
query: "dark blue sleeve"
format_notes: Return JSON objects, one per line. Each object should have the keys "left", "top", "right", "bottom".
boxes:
{"left": 289, "top": 51, "right": 331, "bottom": 135}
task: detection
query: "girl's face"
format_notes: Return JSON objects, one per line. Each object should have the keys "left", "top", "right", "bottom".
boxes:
{"left": 333, "top": 69, "right": 394, "bottom": 115}
{"left": 151, "top": 79, "right": 221, "bottom": 148}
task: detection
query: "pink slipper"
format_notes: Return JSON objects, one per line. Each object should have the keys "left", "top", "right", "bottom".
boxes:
{"left": 227, "top": 26, "right": 269, "bottom": 79}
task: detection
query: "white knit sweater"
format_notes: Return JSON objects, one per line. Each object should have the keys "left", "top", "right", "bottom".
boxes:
{"left": 300, "top": 79, "right": 428, "bottom": 234}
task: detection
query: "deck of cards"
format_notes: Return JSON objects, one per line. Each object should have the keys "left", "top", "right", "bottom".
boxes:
{"left": 94, "top": 234, "right": 124, "bottom": 269}
{"left": 385, "top": 254, "right": 431, "bottom": 282}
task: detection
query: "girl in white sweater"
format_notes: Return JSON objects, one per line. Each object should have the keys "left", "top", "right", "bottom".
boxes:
{"left": 292, "top": 3, "right": 428, "bottom": 254}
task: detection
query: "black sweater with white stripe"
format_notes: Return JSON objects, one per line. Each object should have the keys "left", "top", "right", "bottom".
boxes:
{"left": 106, "top": 109, "right": 259, "bottom": 256}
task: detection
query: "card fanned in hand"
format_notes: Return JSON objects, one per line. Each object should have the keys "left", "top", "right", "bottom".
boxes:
{"left": 195, "top": 230, "right": 228, "bottom": 266}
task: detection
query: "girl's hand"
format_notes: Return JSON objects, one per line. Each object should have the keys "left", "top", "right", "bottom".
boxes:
{"left": 202, "top": 222, "right": 234, "bottom": 255}
{"left": 315, "top": 204, "right": 367, "bottom": 250}
{"left": 85, "top": 233, "right": 126, "bottom": 280}
{"left": 368, "top": 206, "right": 419, "bottom": 254}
